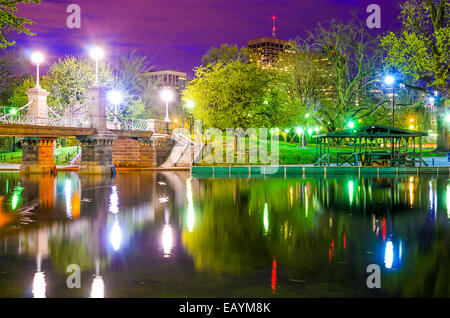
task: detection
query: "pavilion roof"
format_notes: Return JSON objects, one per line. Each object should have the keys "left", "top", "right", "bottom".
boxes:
{"left": 314, "top": 124, "right": 428, "bottom": 139}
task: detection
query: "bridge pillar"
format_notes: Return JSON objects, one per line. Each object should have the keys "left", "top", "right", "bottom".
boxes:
{"left": 19, "top": 137, "right": 56, "bottom": 174}
{"left": 86, "top": 84, "right": 109, "bottom": 133}
{"left": 77, "top": 136, "right": 117, "bottom": 174}
{"left": 26, "top": 87, "right": 49, "bottom": 125}
{"left": 78, "top": 85, "right": 117, "bottom": 174}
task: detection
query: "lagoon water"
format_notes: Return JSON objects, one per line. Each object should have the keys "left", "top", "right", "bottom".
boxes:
{"left": 0, "top": 171, "right": 448, "bottom": 297}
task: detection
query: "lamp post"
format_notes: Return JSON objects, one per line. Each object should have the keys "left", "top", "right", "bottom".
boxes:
{"left": 107, "top": 90, "right": 123, "bottom": 129}
{"left": 89, "top": 47, "right": 104, "bottom": 85}
{"left": 384, "top": 75, "right": 396, "bottom": 127}
{"left": 31, "top": 52, "right": 44, "bottom": 88}
{"left": 160, "top": 89, "right": 174, "bottom": 122}
{"left": 185, "top": 100, "right": 194, "bottom": 133}
{"left": 296, "top": 127, "right": 304, "bottom": 147}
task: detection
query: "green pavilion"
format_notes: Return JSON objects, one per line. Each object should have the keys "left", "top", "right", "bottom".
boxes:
{"left": 313, "top": 125, "right": 428, "bottom": 167}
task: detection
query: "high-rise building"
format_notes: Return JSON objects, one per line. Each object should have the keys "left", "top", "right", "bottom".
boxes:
{"left": 142, "top": 70, "right": 187, "bottom": 91}
{"left": 247, "top": 37, "right": 294, "bottom": 69}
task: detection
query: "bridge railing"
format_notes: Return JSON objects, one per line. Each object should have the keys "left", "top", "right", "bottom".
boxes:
{"left": 0, "top": 102, "right": 34, "bottom": 125}
{"left": 106, "top": 112, "right": 151, "bottom": 131}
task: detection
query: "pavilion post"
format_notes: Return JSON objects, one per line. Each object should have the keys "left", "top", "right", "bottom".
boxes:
{"left": 336, "top": 139, "right": 339, "bottom": 166}
{"left": 327, "top": 137, "right": 330, "bottom": 165}
{"left": 419, "top": 136, "right": 422, "bottom": 167}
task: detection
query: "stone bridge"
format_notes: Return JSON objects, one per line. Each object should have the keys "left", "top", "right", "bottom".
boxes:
{"left": 0, "top": 84, "right": 174, "bottom": 174}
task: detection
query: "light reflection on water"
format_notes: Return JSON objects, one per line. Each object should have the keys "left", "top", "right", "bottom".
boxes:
{"left": 0, "top": 172, "right": 448, "bottom": 297}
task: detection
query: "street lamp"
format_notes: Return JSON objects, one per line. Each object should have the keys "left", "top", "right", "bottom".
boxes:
{"left": 185, "top": 100, "right": 195, "bottom": 134}
{"left": 89, "top": 47, "right": 104, "bottom": 85}
{"left": 296, "top": 127, "right": 305, "bottom": 147}
{"left": 31, "top": 52, "right": 44, "bottom": 88}
{"left": 384, "top": 75, "right": 396, "bottom": 127}
{"left": 107, "top": 90, "right": 124, "bottom": 124}
{"left": 186, "top": 100, "right": 194, "bottom": 109}
{"left": 160, "top": 88, "right": 174, "bottom": 122}
{"left": 347, "top": 121, "right": 355, "bottom": 129}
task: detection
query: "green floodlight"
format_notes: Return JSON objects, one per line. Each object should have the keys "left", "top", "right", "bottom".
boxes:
{"left": 9, "top": 108, "right": 17, "bottom": 115}
{"left": 296, "top": 127, "right": 303, "bottom": 134}
{"left": 347, "top": 121, "right": 355, "bottom": 129}
{"left": 305, "top": 113, "right": 310, "bottom": 118}
{"left": 284, "top": 129, "right": 289, "bottom": 133}
{"left": 307, "top": 128, "right": 313, "bottom": 135}
{"left": 186, "top": 100, "right": 194, "bottom": 109}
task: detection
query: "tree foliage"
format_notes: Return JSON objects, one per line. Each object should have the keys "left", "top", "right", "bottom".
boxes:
{"left": 183, "top": 60, "right": 298, "bottom": 130}
{"left": 0, "top": 50, "right": 28, "bottom": 104}
{"left": 47, "top": 56, "right": 113, "bottom": 112}
{"left": 201, "top": 43, "right": 248, "bottom": 66}
{"left": 278, "top": 20, "right": 386, "bottom": 132}
{"left": 0, "top": 0, "right": 40, "bottom": 49}
{"left": 380, "top": 0, "right": 449, "bottom": 150}
{"left": 380, "top": 0, "right": 449, "bottom": 95}
{"left": 112, "top": 50, "right": 157, "bottom": 119}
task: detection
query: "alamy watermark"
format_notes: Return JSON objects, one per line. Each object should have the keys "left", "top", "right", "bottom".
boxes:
{"left": 66, "top": 4, "right": 81, "bottom": 29}
{"left": 66, "top": 264, "right": 81, "bottom": 288}
{"left": 366, "top": 4, "right": 381, "bottom": 29}
{"left": 366, "top": 264, "right": 381, "bottom": 289}
{"left": 172, "top": 120, "right": 280, "bottom": 174}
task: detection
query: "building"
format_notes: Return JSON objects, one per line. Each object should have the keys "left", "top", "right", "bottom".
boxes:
{"left": 143, "top": 70, "right": 187, "bottom": 91}
{"left": 247, "top": 37, "right": 294, "bottom": 69}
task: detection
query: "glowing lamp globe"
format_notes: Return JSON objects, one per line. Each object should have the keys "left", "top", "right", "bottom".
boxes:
{"left": 348, "top": 121, "right": 355, "bottom": 129}
{"left": 89, "top": 47, "right": 104, "bottom": 61}
{"left": 31, "top": 52, "right": 44, "bottom": 64}
{"left": 160, "top": 89, "right": 174, "bottom": 103}
{"left": 186, "top": 100, "right": 194, "bottom": 109}
{"left": 107, "top": 90, "right": 124, "bottom": 105}
{"left": 384, "top": 75, "right": 395, "bottom": 86}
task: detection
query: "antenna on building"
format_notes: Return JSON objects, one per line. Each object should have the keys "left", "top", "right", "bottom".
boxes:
{"left": 272, "top": 15, "right": 276, "bottom": 38}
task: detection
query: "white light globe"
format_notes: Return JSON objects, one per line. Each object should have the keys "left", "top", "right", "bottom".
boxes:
{"left": 31, "top": 52, "right": 44, "bottom": 64}
{"left": 107, "top": 90, "right": 124, "bottom": 105}
{"left": 89, "top": 47, "right": 104, "bottom": 61}
{"left": 186, "top": 100, "right": 194, "bottom": 109}
{"left": 384, "top": 75, "right": 395, "bottom": 85}
{"left": 160, "top": 89, "right": 174, "bottom": 103}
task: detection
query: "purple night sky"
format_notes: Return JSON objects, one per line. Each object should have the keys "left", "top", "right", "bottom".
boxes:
{"left": 14, "top": 0, "right": 403, "bottom": 78}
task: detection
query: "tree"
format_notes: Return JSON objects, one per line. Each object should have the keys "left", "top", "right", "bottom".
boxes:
{"left": 380, "top": 0, "right": 449, "bottom": 150}
{"left": 201, "top": 43, "right": 248, "bottom": 66}
{"left": 183, "top": 59, "right": 297, "bottom": 130}
{"left": 112, "top": 50, "right": 156, "bottom": 119}
{"left": 278, "top": 20, "right": 387, "bottom": 132}
{"left": 0, "top": 51, "right": 27, "bottom": 104}
{"left": 47, "top": 56, "right": 113, "bottom": 113}
{"left": 0, "top": 0, "right": 41, "bottom": 49}
{"left": 7, "top": 77, "right": 33, "bottom": 107}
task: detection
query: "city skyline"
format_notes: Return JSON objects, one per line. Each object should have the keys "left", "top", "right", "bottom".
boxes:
{"left": 13, "top": 0, "right": 402, "bottom": 78}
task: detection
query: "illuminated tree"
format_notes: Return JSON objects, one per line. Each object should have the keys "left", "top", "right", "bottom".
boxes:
{"left": 0, "top": 0, "right": 40, "bottom": 49}
{"left": 380, "top": 0, "right": 449, "bottom": 150}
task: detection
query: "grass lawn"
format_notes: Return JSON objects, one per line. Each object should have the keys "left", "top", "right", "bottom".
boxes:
{"left": 0, "top": 146, "right": 79, "bottom": 165}
{"left": 196, "top": 138, "right": 443, "bottom": 166}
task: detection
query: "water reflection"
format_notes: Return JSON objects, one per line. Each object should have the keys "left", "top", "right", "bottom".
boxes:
{"left": 0, "top": 172, "right": 447, "bottom": 297}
